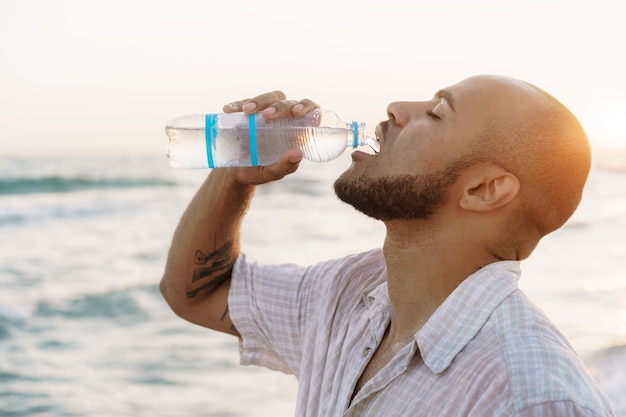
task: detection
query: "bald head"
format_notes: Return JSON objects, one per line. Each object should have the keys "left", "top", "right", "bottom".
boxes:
{"left": 460, "top": 75, "right": 591, "bottom": 256}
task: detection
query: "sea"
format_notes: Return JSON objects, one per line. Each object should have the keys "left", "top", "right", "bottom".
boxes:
{"left": 0, "top": 152, "right": 625, "bottom": 417}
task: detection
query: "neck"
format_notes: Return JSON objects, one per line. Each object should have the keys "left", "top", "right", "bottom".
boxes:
{"left": 381, "top": 220, "right": 497, "bottom": 342}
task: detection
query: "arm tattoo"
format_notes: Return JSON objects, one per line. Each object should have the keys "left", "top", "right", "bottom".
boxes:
{"left": 186, "top": 240, "right": 235, "bottom": 299}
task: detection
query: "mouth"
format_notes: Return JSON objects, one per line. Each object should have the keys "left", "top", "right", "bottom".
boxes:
{"left": 359, "top": 123, "right": 385, "bottom": 156}
{"left": 352, "top": 121, "right": 385, "bottom": 158}
{"left": 366, "top": 136, "right": 380, "bottom": 154}
{"left": 371, "top": 122, "right": 388, "bottom": 153}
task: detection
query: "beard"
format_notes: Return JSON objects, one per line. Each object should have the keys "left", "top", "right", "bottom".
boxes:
{"left": 333, "top": 162, "right": 466, "bottom": 221}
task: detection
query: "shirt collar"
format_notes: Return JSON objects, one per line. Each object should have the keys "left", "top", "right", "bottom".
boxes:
{"left": 416, "top": 261, "right": 521, "bottom": 373}
{"left": 364, "top": 260, "right": 521, "bottom": 374}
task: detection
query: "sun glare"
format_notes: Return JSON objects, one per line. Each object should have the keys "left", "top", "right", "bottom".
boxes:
{"left": 601, "top": 111, "right": 626, "bottom": 144}
{"left": 587, "top": 104, "right": 626, "bottom": 148}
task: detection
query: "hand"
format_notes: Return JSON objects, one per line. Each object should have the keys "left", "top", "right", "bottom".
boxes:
{"left": 223, "top": 90, "right": 319, "bottom": 120}
{"left": 221, "top": 91, "right": 320, "bottom": 185}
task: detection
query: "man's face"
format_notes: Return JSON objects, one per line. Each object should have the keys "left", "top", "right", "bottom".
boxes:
{"left": 334, "top": 76, "right": 530, "bottom": 221}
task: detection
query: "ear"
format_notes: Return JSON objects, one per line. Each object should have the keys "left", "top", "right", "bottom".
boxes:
{"left": 459, "top": 165, "right": 520, "bottom": 212}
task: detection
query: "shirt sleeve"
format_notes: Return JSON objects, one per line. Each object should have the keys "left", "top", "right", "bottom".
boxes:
{"left": 228, "top": 253, "right": 321, "bottom": 376}
{"left": 228, "top": 249, "right": 386, "bottom": 378}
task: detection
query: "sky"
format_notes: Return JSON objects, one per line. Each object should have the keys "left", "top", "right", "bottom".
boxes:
{"left": 0, "top": 0, "right": 625, "bottom": 156}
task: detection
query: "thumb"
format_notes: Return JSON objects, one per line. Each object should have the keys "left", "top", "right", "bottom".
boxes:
{"left": 234, "top": 149, "right": 303, "bottom": 185}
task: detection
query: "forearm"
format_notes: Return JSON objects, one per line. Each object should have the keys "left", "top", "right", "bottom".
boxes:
{"left": 160, "top": 168, "right": 255, "bottom": 332}
{"left": 160, "top": 90, "right": 315, "bottom": 333}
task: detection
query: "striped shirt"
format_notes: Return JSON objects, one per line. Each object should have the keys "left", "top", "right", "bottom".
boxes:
{"left": 229, "top": 249, "right": 616, "bottom": 416}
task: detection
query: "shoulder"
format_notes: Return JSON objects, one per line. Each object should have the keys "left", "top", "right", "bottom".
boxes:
{"left": 307, "top": 248, "right": 385, "bottom": 279}
{"left": 232, "top": 248, "right": 386, "bottom": 304}
{"left": 513, "top": 400, "right": 616, "bottom": 417}
{"left": 307, "top": 249, "right": 386, "bottom": 288}
{"left": 235, "top": 248, "right": 384, "bottom": 279}
{"left": 284, "top": 249, "right": 386, "bottom": 324}
{"left": 489, "top": 290, "right": 615, "bottom": 414}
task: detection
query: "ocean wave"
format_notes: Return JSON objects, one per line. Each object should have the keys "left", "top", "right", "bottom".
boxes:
{"left": 0, "top": 176, "right": 177, "bottom": 196}
{"left": 0, "top": 303, "right": 29, "bottom": 341}
{"left": 33, "top": 285, "right": 156, "bottom": 325}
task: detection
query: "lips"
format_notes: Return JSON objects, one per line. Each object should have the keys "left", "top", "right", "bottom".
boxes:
{"left": 374, "top": 121, "right": 388, "bottom": 151}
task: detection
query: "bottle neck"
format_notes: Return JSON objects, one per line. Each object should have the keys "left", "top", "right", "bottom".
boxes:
{"left": 347, "top": 122, "right": 379, "bottom": 152}
{"left": 347, "top": 122, "right": 367, "bottom": 148}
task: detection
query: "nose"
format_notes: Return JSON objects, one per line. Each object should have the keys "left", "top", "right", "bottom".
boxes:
{"left": 386, "top": 101, "right": 426, "bottom": 127}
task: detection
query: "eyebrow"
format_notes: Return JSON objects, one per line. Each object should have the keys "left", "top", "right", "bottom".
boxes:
{"left": 434, "top": 89, "right": 456, "bottom": 112}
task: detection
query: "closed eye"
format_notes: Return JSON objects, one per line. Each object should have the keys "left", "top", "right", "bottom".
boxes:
{"left": 427, "top": 110, "right": 441, "bottom": 120}
{"left": 427, "top": 100, "right": 445, "bottom": 120}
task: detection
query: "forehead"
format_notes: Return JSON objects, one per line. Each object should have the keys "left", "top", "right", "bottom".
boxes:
{"left": 445, "top": 76, "right": 541, "bottom": 114}
{"left": 430, "top": 76, "right": 548, "bottom": 161}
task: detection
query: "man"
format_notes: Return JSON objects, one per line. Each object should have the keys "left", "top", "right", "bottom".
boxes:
{"left": 160, "top": 75, "right": 617, "bottom": 416}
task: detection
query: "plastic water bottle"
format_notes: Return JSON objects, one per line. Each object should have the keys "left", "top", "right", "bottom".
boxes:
{"left": 165, "top": 108, "right": 379, "bottom": 169}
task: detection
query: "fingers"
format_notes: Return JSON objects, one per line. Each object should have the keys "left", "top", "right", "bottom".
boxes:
{"left": 289, "top": 98, "right": 319, "bottom": 117}
{"left": 222, "top": 99, "right": 249, "bottom": 113}
{"left": 261, "top": 98, "right": 319, "bottom": 120}
{"left": 223, "top": 90, "right": 286, "bottom": 113}
{"left": 244, "top": 91, "right": 288, "bottom": 114}
{"left": 232, "top": 149, "right": 303, "bottom": 186}
{"left": 223, "top": 92, "right": 319, "bottom": 120}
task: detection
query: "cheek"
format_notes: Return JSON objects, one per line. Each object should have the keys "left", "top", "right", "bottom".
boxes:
{"left": 385, "top": 132, "right": 445, "bottom": 175}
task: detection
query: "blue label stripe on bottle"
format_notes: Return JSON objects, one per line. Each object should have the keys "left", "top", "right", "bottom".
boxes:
{"left": 248, "top": 113, "right": 259, "bottom": 166}
{"left": 350, "top": 121, "right": 359, "bottom": 148}
{"left": 205, "top": 114, "right": 218, "bottom": 168}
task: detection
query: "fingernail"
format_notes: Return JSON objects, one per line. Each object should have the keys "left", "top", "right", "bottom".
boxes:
{"left": 263, "top": 107, "right": 276, "bottom": 117}
{"left": 293, "top": 103, "right": 304, "bottom": 114}
{"left": 289, "top": 154, "right": 303, "bottom": 164}
{"left": 242, "top": 102, "right": 257, "bottom": 112}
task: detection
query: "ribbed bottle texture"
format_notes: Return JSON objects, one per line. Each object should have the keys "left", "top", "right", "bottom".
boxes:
{"left": 165, "top": 108, "right": 377, "bottom": 169}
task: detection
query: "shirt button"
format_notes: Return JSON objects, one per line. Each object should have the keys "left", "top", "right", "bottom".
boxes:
{"left": 363, "top": 347, "right": 372, "bottom": 357}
